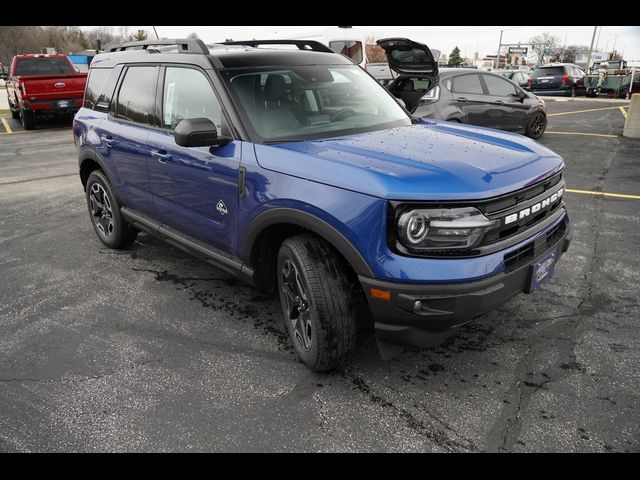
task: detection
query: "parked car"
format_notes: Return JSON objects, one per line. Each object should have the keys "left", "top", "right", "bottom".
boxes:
{"left": 379, "top": 39, "right": 547, "bottom": 139}
{"left": 74, "top": 39, "right": 571, "bottom": 371}
{"left": 496, "top": 69, "right": 531, "bottom": 89}
{"left": 528, "top": 63, "right": 586, "bottom": 97}
{"left": 367, "top": 62, "right": 395, "bottom": 86}
{"left": 6, "top": 53, "right": 88, "bottom": 130}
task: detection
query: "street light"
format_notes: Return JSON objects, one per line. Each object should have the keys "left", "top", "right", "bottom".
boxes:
{"left": 495, "top": 26, "right": 522, "bottom": 70}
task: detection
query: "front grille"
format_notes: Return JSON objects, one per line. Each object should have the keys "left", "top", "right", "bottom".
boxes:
{"left": 503, "top": 217, "right": 567, "bottom": 273}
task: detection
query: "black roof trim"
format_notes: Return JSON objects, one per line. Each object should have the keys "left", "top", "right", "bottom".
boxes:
{"left": 106, "top": 38, "right": 210, "bottom": 55}
{"left": 221, "top": 39, "right": 333, "bottom": 53}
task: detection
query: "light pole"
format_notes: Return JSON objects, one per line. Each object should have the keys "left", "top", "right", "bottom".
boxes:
{"left": 495, "top": 29, "right": 504, "bottom": 70}
{"left": 586, "top": 26, "right": 598, "bottom": 72}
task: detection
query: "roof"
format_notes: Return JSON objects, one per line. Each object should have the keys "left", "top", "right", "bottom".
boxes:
{"left": 91, "top": 39, "right": 353, "bottom": 70}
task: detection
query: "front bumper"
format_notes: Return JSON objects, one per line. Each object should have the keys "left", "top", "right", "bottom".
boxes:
{"left": 359, "top": 213, "right": 572, "bottom": 349}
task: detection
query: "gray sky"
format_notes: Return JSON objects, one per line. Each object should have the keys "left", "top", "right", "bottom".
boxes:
{"left": 83, "top": 26, "right": 640, "bottom": 62}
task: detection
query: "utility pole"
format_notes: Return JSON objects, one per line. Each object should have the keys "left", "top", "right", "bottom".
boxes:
{"left": 152, "top": 26, "right": 159, "bottom": 40}
{"left": 596, "top": 26, "right": 602, "bottom": 51}
{"left": 495, "top": 29, "right": 503, "bottom": 70}
{"left": 586, "top": 26, "right": 598, "bottom": 73}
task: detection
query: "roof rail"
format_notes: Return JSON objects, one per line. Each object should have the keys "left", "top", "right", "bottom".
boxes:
{"left": 106, "top": 39, "right": 210, "bottom": 55}
{"left": 221, "top": 39, "right": 334, "bottom": 53}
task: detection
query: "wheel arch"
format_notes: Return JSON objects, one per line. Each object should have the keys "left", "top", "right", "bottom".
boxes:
{"left": 78, "top": 149, "right": 116, "bottom": 193}
{"left": 241, "top": 208, "right": 374, "bottom": 291}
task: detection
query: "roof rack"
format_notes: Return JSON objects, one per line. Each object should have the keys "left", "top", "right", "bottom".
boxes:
{"left": 106, "top": 39, "right": 210, "bottom": 55}
{"left": 221, "top": 39, "right": 333, "bottom": 53}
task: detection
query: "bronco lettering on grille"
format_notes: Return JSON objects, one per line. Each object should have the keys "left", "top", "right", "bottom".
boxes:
{"left": 504, "top": 188, "right": 563, "bottom": 225}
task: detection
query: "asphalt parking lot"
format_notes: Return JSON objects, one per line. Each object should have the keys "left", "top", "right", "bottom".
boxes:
{"left": 1, "top": 99, "right": 638, "bottom": 452}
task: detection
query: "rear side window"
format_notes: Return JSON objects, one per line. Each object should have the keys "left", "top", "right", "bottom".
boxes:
{"left": 84, "top": 68, "right": 111, "bottom": 109}
{"left": 15, "top": 57, "right": 74, "bottom": 76}
{"left": 115, "top": 66, "right": 158, "bottom": 125}
{"left": 452, "top": 74, "right": 484, "bottom": 95}
{"left": 483, "top": 74, "right": 518, "bottom": 97}
{"left": 532, "top": 67, "right": 565, "bottom": 78}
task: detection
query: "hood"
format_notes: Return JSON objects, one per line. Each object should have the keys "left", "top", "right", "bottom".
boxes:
{"left": 254, "top": 121, "right": 565, "bottom": 201}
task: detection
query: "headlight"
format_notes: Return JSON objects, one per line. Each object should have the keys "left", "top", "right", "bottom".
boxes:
{"left": 396, "top": 207, "right": 499, "bottom": 251}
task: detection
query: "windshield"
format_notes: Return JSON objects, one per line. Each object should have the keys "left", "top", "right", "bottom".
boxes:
{"left": 15, "top": 57, "right": 74, "bottom": 76}
{"left": 222, "top": 65, "right": 411, "bottom": 142}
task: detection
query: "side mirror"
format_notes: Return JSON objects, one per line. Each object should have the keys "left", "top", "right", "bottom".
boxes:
{"left": 174, "top": 118, "right": 231, "bottom": 148}
{"left": 515, "top": 90, "right": 527, "bottom": 101}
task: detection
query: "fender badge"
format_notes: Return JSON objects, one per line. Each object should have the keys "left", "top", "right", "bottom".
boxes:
{"left": 216, "top": 200, "right": 228, "bottom": 216}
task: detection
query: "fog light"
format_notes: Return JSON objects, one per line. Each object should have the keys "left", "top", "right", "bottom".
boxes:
{"left": 414, "top": 300, "right": 423, "bottom": 313}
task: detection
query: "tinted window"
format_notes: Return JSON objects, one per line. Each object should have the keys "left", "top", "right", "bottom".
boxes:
{"left": 329, "top": 41, "right": 363, "bottom": 64}
{"left": 483, "top": 74, "right": 518, "bottom": 97}
{"left": 116, "top": 66, "right": 158, "bottom": 125}
{"left": 84, "top": 68, "right": 111, "bottom": 108}
{"left": 94, "top": 65, "right": 123, "bottom": 113}
{"left": 532, "top": 67, "right": 565, "bottom": 78}
{"left": 452, "top": 74, "right": 484, "bottom": 94}
{"left": 15, "top": 57, "right": 74, "bottom": 76}
{"left": 161, "top": 67, "right": 222, "bottom": 131}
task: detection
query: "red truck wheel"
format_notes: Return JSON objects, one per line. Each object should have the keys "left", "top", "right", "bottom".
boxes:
{"left": 20, "top": 109, "right": 35, "bottom": 130}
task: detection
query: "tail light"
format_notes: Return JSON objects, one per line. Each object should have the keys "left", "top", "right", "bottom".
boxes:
{"left": 20, "top": 82, "right": 27, "bottom": 98}
{"left": 562, "top": 74, "right": 570, "bottom": 85}
{"left": 528, "top": 78, "right": 531, "bottom": 87}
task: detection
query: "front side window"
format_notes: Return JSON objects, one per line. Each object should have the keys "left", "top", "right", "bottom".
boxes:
{"left": 483, "top": 74, "right": 518, "bottom": 97}
{"left": 223, "top": 64, "right": 411, "bottom": 142}
{"left": 329, "top": 41, "right": 363, "bottom": 64}
{"left": 115, "top": 66, "right": 158, "bottom": 125}
{"left": 452, "top": 74, "right": 484, "bottom": 95}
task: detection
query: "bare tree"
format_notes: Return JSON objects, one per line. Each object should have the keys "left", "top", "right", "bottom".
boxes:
{"left": 550, "top": 45, "right": 589, "bottom": 63}
{"left": 0, "top": 26, "right": 43, "bottom": 65}
{"left": 529, "top": 33, "right": 560, "bottom": 64}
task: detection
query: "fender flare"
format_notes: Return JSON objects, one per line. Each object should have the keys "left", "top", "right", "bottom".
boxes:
{"left": 78, "top": 148, "right": 119, "bottom": 197}
{"left": 241, "top": 208, "right": 374, "bottom": 278}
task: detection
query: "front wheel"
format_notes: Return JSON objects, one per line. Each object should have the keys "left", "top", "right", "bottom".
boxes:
{"left": 525, "top": 112, "right": 546, "bottom": 140}
{"left": 277, "top": 234, "right": 357, "bottom": 372}
{"left": 85, "top": 170, "right": 138, "bottom": 249}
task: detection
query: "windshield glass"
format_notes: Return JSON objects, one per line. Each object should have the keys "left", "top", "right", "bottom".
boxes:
{"left": 223, "top": 65, "right": 411, "bottom": 142}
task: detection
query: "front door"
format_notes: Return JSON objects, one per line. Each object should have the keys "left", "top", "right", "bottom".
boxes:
{"left": 449, "top": 73, "right": 494, "bottom": 127}
{"left": 481, "top": 73, "right": 530, "bottom": 131}
{"left": 147, "top": 65, "right": 241, "bottom": 255}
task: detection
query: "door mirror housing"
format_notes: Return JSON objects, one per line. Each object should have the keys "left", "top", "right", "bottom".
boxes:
{"left": 174, "top": 118, "right": 231, "bottom": 148}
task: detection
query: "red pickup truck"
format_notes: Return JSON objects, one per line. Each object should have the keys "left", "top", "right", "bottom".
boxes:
{"left": 6, "top": 54, "right": 87, "bottom": 130}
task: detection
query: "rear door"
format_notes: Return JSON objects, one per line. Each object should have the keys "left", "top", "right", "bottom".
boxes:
{"left": 448, "top": 73, "right": 494, "bottom": 127}
{"left": 97, "top": 65, "right": 159, "bottom": 216}
{"left": 481, "top": 73, "right": 529, "bottom": 131}
{"left": 530, "top": 66, "right": 565, "bottom": 91}
{"left": 146, "top": 65, "right": 241, "bottom": 254}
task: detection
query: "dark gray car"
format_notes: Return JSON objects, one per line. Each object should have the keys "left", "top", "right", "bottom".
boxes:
{"left": 378, "top": 41, "right": 547, "bottom": 140}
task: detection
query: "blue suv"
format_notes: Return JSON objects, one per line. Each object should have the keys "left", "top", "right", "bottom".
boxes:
{"left": 73, "top": 38, "right": 572, "bottom": 371}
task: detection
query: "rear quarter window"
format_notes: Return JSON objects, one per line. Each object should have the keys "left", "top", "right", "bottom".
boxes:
{"left": 84, "top": 68, "right": 111, "bottom": 108}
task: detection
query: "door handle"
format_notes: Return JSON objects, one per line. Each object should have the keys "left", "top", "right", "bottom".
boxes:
{"left": 456, "top": 97, "right": 468, "bottom": 103}
{"left": 100, "top": 134, "right": 116, "bottom": 148}
{"left": 493, "top": 100, "right": 504, "bottom": 105}
{"left": 151, "top": 150, "right": 172, "bottom": 164}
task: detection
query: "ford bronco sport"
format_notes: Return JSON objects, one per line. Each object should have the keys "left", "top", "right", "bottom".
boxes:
{"left": 73, "top": 38, "right": 572, "bottom": 372}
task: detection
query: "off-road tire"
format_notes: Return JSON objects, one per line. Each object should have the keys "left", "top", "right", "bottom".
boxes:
{"left": 277, "top": 234, "right": 357, "bottom": 372}
{"left": 85, "top": 170, "right": 138, "bottom": 249}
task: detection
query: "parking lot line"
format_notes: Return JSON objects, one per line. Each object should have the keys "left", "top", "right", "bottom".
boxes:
{"left": 1, "top": 117, "right": 13, "bottom": 134}
{"left": 547, "top": 106, "right": 626, "bottom": 117}
{"left": 545, "top": 131, "right": 618, "bottom": 138}
{"left": 619, "top": 106, "right": 628, "bottom": 119}
{"left": 566, "top": 188, "right": 640, "bottom": 200}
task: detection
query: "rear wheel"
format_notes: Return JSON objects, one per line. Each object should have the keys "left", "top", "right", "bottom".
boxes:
{"left": 20, "top": 108, "right": 35, "bottom": 130}
{"left": 85, "top": 170, "right": 138, "bottom": 249}
{"left": 526, "top": 112, "right": 546, "bottom": 140}
{"left": 277, "top": 234, "right": 357, "bottom": 372}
